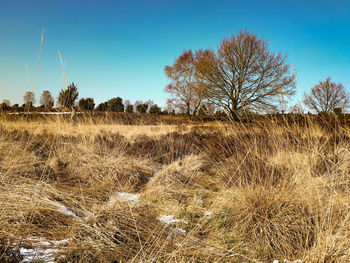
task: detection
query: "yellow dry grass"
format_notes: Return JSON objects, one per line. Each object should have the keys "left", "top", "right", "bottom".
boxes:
{"left": 2, "top": 120, "right": 191, "bottom": 141}
{"left": 1, "top": 114, "right": 350, "bottom": 262}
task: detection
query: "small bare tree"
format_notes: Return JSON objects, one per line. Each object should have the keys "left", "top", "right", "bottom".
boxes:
{"left": 40, "top": 90, "right": 54, "bottom": 109}
{"left": 166, "top": 99, "right": 175, "bottom": 114}
{"left": 134, "top": 100, "right": 142, "bottom": 111}
{"left": 289, "top": 103, "right": 304, "bottom": 114}
{"left": 2, "top": 99, "right": 10, "bottom": 107}
{"left": 124, "top": 99, "right": 131, "bottom": 107}
{"left": 145, "top": 100, "right": 154, "bottom": 112}
{"left": 23, "top": 91, "right": 35, "bottom": 107}
{"left": 164, "top": 50, "right": 205, "bottom": 118}
{"left": 303, "top": 78, "right": 350, "bottom": 114}
{"left": 195, "top": 30, "right": 295, "bottom": 120}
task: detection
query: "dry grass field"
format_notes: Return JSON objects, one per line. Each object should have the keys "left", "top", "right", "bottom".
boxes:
{"left": 1, "top": 113, "right": 350, "bottom": 262}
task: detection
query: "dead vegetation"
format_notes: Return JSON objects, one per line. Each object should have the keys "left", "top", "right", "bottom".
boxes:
{"left": 1, "top": 114, "right": 350, "bottom": 262}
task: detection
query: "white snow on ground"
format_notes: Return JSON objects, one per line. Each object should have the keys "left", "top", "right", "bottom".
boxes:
{"left": 18, "top": 237, "right": 70, "bottom": 263}
{"left": 45, "top": 193, "right": 141, "bottom": 223}
{"left": 158, "top": 215, "right": 188, "bottom": 236}
{"left": 27, "top": 237, "right": 71, "bottom": 246}
{"left": 204, "top": 211, "right": 212, "bottom": 217}
{"left": 117, "top": 192, "right": 140, "bottom": 202}
{"left": 158, "top": 214, "right": 188, "bottom": 225}
{"left": 52, "top": 201, "right": 78, "bottom": 217}
{"left": 44, "top": 198, "right": 80, "bottom": 219}
{"left": 174, "top": 227, "right": 187, "bottom": 234}
{"left": 107, "top": 192, "right": 140, "bottom": 205}
{"left": 20, "top": 247, "right": 58, "bottom": 263}
{"left": 15, "top": 199, "right": 75, "bottom": 262}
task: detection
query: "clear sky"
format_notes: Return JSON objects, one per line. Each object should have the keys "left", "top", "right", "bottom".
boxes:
{"left": 0, "top": 0, "right": 349, "bottom": 108}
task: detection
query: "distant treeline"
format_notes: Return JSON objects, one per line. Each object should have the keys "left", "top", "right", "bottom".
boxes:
{"left": 2, "top": 30, "right": 350, "bottom": 119}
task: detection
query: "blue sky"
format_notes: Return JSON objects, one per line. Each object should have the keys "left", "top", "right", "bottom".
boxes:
{"left": 0, "top": 0, "right": 349, "bottom": 108}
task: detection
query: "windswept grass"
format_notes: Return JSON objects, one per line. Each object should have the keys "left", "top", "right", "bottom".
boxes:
{"left": 1, "top": 113, "right": 350, "bottom": 262}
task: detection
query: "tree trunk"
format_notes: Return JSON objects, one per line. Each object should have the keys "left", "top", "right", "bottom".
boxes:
{"left": 231, "top": 111, "right": 240, "bottom": 122}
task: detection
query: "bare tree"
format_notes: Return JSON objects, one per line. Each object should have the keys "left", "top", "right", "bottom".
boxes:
{"left": 194, "top": 30, "right": 295, "bottom": 120}
{"left": 40, "top": 90, "right": 54, "bottom": 109}
{"left": 165, "top": 50, "right": 205, "bottom": 118}
{"left": 124, "top": 99, "right": 131, "bottom": 107}
{"left": 134, "top": 100, "right": 142, "bottom": 111}
{"left": 289, "top": 103, "right": 304, "bottom": 114}
{"left": 166, "top": 99, "right": 175, "bottom": 113}
{"left": 2, "top": 99, "right": 10, "bottom": 107}
{"left": 303, "top": 77, "right": 350, "bottom": 114}
{"left": 23, "top": 91, "right": 36, "bottom": 107}
{"left": 205, "top": 102, "right": 216, "bottom": 115}
{"left": 145, "top": 100, "right": 154, "bottom": 112}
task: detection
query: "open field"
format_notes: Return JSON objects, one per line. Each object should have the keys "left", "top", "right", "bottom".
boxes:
{"left": 1, "top": 114, "right": 350, "bottom": 262}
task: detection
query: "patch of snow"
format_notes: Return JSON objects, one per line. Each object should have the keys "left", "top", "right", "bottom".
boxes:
{"left": 204, "top": 211, "right": 212, "bottom": 217}
{"left": 196, "top": 196, "right": 203, "bottom": 205}
{"left": 174, "top": 227, "right": 187, "bottom": 234}
{"left": 158, "top": 214, "right": 188, "bottom": 225}
{"left": 107, "top": 192, "right": 140, "bottom": 206}
{"left": 54, "top": 202, "right": 78, "bottom": 217}
{"left": 117, "top": 192, "right": 139, "bottom": 202}
{"left": 20, "top": 247, "right": 58, "bottom": 263}
{"left": 18, "top": 237, "right": 70, "bottom": 263}
{"left": 44, "top": 198, "right": 81, "bottom": 220}
{"left": 27, "top": 237, "right": 70, "bottom": 246}
{"left": 52, "top": 239, "right": 70, "bottom": 246}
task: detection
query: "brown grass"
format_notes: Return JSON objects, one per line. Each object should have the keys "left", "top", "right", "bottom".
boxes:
{"left": 1, "top": 113, "right": 350, "bottom": 262}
